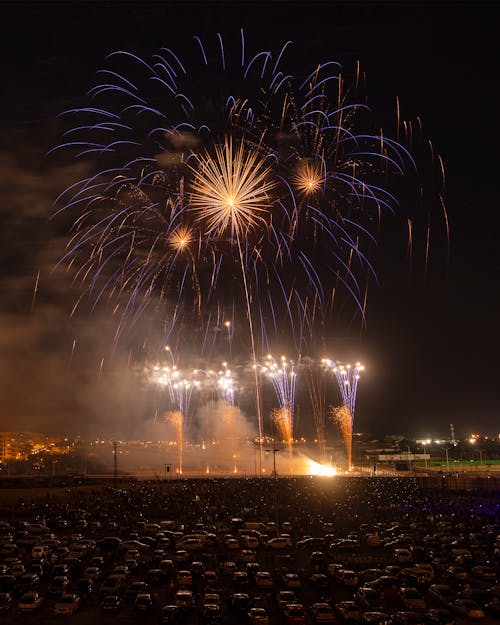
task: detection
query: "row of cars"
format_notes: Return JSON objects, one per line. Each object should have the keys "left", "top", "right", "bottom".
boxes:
{"left": 0, "top": 479, "right": 499, "bottom": 624}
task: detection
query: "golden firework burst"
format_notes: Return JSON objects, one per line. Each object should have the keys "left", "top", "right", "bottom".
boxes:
{"left": 292, "top": 159, "right": 323, "bottom": 194}
{"left": 189, "top": 137, "right": 276, "bottom": 238}
{"left": 169, "top": 225, "right": 193, "bottom": 251}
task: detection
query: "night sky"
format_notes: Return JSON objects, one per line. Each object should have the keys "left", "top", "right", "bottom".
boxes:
{"left": 0, "top": 1, "right": 497, "bottom": 439}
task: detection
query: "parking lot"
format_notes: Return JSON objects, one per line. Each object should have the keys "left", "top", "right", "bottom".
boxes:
{"left": 0, "top": 476, "right": 499, "bottom": 624}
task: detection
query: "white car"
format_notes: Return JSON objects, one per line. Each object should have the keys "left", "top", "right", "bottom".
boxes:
{"left": 54, "top": 593, "right": 81, "bottom": 615}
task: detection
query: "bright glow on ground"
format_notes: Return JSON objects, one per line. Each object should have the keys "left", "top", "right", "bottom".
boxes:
{"left": 307, "top": 459, "right": 337, "bottom": 476}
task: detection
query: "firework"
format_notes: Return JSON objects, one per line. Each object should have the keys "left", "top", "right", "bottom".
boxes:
{"left": 53, "top": 32, "right": 419, "bottom": 355}
{"left": 189, "top": 137, "right": 276, "bottom": 239}
{"left": 258, "top": 355, "right": 297, "bottom": 456}
{"left": 53, "top": 33, "right": 441, "bottom": 458}
{"left": 324, "top": 359, "right": 363, "bottom": 469}
{"left": 303, "top": 357, "right": 327, "bottom": 460}
{"left": 165, "top": 410, "right": 183, "bottom": 473}
{"left": 149, "top": 363, "right": 198, "bottom": 473}
{"left": 330, "top": 404, "right": 353, "bottom": 470}
{"left": 217, "top": 363, "right": 235, "bottom": 406}
{"left": 271, "top": 407, "right": 293, "bottom": 445}
{"left": 194, "top": 362, "right": 235, "bottom": 405}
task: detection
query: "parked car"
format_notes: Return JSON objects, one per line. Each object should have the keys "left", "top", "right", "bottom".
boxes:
{"left": 100, "top": 595, "right": 120, "bottom": 613}
{"left": 398, "top": 587, "right": 426, "bottom": 611}
{"left": 18, "top": 591, "right": 43, "bottom": 612}
{"left": 311, "top": 602, "right": 336, "bottom": 623}
{"left": 335, "top": 600, "right": 361, "bottom": 621}
{"left": 283, "top": 602, "right": 307, "bottom": 625}
{"left": 248, "top": 607, "right": 270, "bottom": 624}
{"left": 449, "top": 599, "right": 485, "bottom": 619}
{"left": 54, "top": 593, "right": 81, "bottom": 615}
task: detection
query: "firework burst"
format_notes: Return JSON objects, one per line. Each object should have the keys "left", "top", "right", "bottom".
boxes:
{"left": 189, "top": 137, "right": 276, "bottom": 239}
{"left": 53, "top": 32, "right": 423, "bottom": 355}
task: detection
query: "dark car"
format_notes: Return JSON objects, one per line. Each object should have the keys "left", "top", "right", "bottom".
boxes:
{"left": 101, "top": 595, "right": 121, "bottom": 613}
{"left": 201, "top": 602, "right": 224, "bottom": 624}
{"left": 48, "top": 575, "right": 69, "bottom": 597}
{"left": 159, "top": 604, "right": 180, "bottom": 624}
{"left": 230, "top": 592, "right": 251, "bottom": 613}
{"left": 16, "top": 573, "right": 40, "bottom": 594}
{"left": 0, "top": 592, "right": 13, "bottom": 612}
{"left": 458, "top": 587, "right": 490, "bottom": 605}
{"left": 335, "top": 600, "right": 361, "bottom": 621}
{"left": 125, "top": 581, "right": 149, "bottom": 601}
{"left": 0, "top": 576, "right": 16, "bottom": 594}
{"left": 426, "top": 608, "right": 456, "bottom": 625}
{"left": 390, "top": 611, "right": 426, "bottom": 625}
{"left": 134, "top": 593, "right": 154, "bottom": 613}
{"left": 75, "top": 577, "right": 94, "bottom": 600}
{"left": 277, "top": 590, "right": 299, "bottom": 611}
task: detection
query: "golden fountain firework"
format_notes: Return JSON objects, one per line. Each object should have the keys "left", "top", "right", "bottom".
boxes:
{"left": 331, "top": 404, "right": 353, "bottom": 471}
{"left": 271, "top": 407, "right": 293, "bottom": 457}
{"left": 165, "top": 410, "right": 183, "bottom": 474}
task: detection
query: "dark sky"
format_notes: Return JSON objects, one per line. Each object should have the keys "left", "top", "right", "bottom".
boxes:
{"left": 0, "top": 1, "right": 498, "bottom": 440}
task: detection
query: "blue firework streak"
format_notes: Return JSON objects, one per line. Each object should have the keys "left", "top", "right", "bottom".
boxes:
{"left": 52, "top": 31, "right": 416, "bottom": 354}
{"left": 323, "top": 359, "right": 364, "bottom": 424}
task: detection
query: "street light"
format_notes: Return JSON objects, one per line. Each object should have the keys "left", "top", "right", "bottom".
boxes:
{"left": 266, "top": 446, "right": 281, "bottom": 537}
{"left": 266, "top": 447, "right": 280, "bottom": 478}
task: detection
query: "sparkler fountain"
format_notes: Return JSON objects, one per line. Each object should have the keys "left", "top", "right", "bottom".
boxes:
{"left": 259, "top": 355, "right": 298, "bottom": 464}
{"left": 324, "top": 360, "right": 364, "bottom": 470}
{"left": 150, "top": 363, "right": 198, "bottom": 474}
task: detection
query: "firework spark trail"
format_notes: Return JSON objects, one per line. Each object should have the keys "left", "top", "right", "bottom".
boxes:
{"left": 303, "top": 360, "right": 326, "bottom": 460}
{"left": 194, "top": 362, "right": 235, "bottom": 405}
{"left": 217, "top": 363, "right": 235, "bottom": 406}
{"left": 323, "top": 359, "right": 363, "bottom": 418}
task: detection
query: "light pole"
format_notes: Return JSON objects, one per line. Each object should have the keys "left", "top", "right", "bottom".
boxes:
{"left": 266, "top": 447, "right": 280, "bottom": 478}
{"left": 444, "top": 447, "right": 450, "bottom": 474}
{"left": 266, "top": 446, "right": 280, "bottom": 537}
